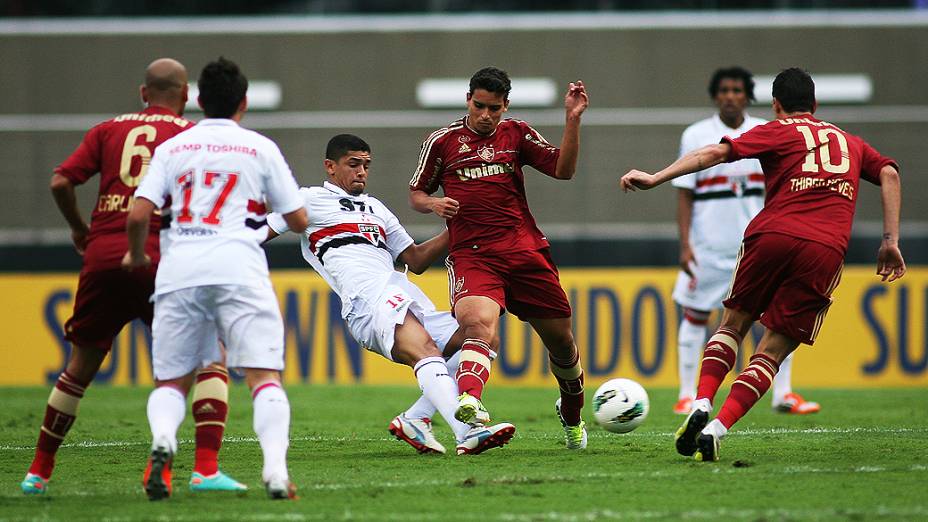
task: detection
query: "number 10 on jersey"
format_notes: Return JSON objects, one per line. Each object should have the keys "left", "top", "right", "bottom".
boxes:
{"left": 176, "top": 170, "right": 239, "bottom": 226}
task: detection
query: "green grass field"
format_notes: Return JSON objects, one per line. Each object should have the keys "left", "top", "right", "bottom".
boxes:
{"left": 1, "top": 385, "right": 926, "bottom": 521}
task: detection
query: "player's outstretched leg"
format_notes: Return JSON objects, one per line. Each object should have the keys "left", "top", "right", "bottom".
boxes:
{"left": 675, "top": 309, "right": 710, "bottom": 414}
{"left": 144, "top": 385, "right": 187, "bottom": 500}
{"left": 771, "top": 354, "right": 820, "bottom": 414}
{"left": 22, "top": 346, "right": 104, "bottom": 496}
{"left": 250, "top": 377, "right": 295, "bottom": 500}
{"left": 189, "top": 365, "right": 247, "bottom": 493}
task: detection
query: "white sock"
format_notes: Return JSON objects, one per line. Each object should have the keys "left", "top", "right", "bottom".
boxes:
{"left": 414, "top": 356, "right": 470, "bottom": 442}
{"left": 404, "top": 349, "right": 466, "bottom": 420}
{"left": 772, "top": 353, "right": 794, "bottom": 404}
{"left": 147, "top": 386, "right": 186, "bottom": 454}
{"left": 702, "top": 418, "right": 728, "bottom": 439}
{"left": 252, "top": 382, "right": 290, "bottom": 483}
{"left": 677, "top": 318, "right": 708, "bottom": 399}
{"left": 693, "top": 398, "right": 712, "bottom": 414}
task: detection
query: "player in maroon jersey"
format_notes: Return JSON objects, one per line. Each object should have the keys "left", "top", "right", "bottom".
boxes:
{"left": 621, "top": 67, "right": 905, "bottom": 462}
{"left": 410, "top": 66, "right": 590, "bottom": 449}
{"left": 22, "top": 59, "right": 244, "bottom": 495}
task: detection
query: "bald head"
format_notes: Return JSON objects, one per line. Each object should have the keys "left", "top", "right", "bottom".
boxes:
{"left": 141, "top": 58, "right": 188, "bottom": 113}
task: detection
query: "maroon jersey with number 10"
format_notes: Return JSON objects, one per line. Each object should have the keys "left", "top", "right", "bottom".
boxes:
{"left": 55, "top": 105, "right": 193, "bottom": 270}
{"left": 723, "top": 114, "right": 897, "bottom": 254}
{"left": 409, "top": 117, "right": 560, "bottom": 255}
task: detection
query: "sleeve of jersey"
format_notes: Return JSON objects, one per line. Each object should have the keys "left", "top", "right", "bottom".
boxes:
{"left": 383, "top": 208, "right": 415, "bottom": 260}
{"left": 409, "top": 132, "right": 444, "bottom": 194}
{"left": 263, "top": 144, "right": 304, "bottom": 215}
{"left": 671, "top": 130, "right": 697, "bottom": 190}
{"left": 859, "top": 140, "right": 899, "bottom": 186}
{"left": 133, "top": 147, "right": 169, "bottom": 208}
{"left": 721, "top": 123, "right": 777, "bottom": 162}
{"left": 266, "top": 212, "right": 289, "bottom": 235}
{"left": 518, "top": 122, "right": 560, "bottom": 177}
{"left": 54, "top": 125, "right": 103, "bottom": 185}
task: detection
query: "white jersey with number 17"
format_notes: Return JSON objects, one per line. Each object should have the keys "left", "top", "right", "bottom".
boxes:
{"left": 136, "top": 118, "right": 303, "bottom": 295}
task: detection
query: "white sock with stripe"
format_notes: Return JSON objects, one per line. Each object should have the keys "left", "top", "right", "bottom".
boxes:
{"left": 147, "top": 386, "right": 186, "bottom": 454}
{"left": 414, "top": 356, "right": 471, "bottom": 442}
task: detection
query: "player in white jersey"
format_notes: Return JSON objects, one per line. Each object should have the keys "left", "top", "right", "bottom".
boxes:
{"left": 670, "top": 67, "right": 819, "bottom": 415}
{"left": 123, "top": 58, "right": 309, "bottom": 500}
{"left": 266, "top": 134, "right": 515, "bottom": 456}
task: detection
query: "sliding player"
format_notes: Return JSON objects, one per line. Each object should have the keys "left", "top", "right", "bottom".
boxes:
{"left": 266, "top": 134, "right": 515, "bottom": 455}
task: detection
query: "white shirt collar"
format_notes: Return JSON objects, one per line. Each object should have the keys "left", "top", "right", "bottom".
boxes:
{"left": 714, "top": 113, "right": 753, "bottom": 133}
{"left": 323, "top": 180, "right": 367, "bottom": 198}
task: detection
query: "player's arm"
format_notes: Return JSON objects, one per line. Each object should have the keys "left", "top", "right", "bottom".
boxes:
{"left": 553, "top": 81, "right": 589, "bottom": 180}
{"left": 122, "top": 197, "right": 155, "bottom": 270}
{"left": 876, "top": 165, "right": 905, "bottom": 282}
{"left": 409, "top": 189, "right": 459, "bottom": 219}
{"left": 49, "top": 173, "right": 90, "bottom": 255}
{"left": 620, "top": 143, "right": 731, "bottom": 192}
{"left": 397, "top": 229, "right": 449, "bottom": 275}
{"left": 676, "top": 188, "right": 696, "bottom": 277}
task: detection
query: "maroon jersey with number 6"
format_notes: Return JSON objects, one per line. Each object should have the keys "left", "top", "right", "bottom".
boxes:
{"left": 723, "top": 114, "right": 897, "bottom": 255}
{"left": 409, "top": 117, "right": 560, "bottom": 255}
{"left": 55, "top": 106, "right": 193, "bottom": 270}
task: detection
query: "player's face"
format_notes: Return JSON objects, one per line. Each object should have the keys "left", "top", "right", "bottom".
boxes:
{"left": 467, "top": 89, "right": 509, "bottom": 135}
{"left": 326, "top": 151, "right": 371, "bottom": 196}
{"left": 714, "top": 78, "right": 750, "bottom": 122}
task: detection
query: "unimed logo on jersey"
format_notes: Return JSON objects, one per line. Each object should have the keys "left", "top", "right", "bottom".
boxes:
{"left": 358, "top": 224, "right": 381, "bottom": 244}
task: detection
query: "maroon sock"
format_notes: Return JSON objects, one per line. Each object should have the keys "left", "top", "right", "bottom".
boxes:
{"left": 28, "top": 371, "right": 89, "bottom": 479}
{"left": 456, "top": 339, "right": 492, "bottom": 399}
{"left": 192, "top": 367, "right": 229, "bottom": 476}
{"left": 696, "top": 326, "right": 742, "bottom": 404}
{"left": 550, "top": 351, "right": 584, "bottom": 426}
{"left": 717, "top": 353, "right": 780, "bottom": 429}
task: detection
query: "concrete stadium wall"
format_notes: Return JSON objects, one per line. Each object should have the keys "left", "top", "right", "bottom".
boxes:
{"left": 1, "top": 12, "right": 926, "bottom": 248}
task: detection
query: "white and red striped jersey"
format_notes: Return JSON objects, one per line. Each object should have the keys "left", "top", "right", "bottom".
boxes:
{"left": 136, "top": 118, "right": 303, "bottom": 295}
{"left": 266, "top": 181, "right": 416, "bottom": 316}
{"left": 671, "top": 113, "right": 766, "bottom": 264}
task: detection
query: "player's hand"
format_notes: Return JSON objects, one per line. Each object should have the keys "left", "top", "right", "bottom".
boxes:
{"left": 876, "top": 241, "right": 906, "bottom": 282}
{"left": 71, "top": 224, "right": 90, "bottom": 256}
{"left": 680, "top": 243, "right": 697, "bottom": 279}
{"left": 620, "top": 170, "right": 658, "bottom": 192}
{"left": 121, "top": 251, "right": 151, "bottom": 272}
{"left": 564, "top": 80, "right": 589, "bottom": 119}
{"left": 429, "top": 197, "right": 460, "bottom": 219}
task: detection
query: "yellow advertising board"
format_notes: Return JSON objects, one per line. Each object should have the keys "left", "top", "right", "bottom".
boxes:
{"left": 1, "top": 267, "right": 925, "bottom": 387}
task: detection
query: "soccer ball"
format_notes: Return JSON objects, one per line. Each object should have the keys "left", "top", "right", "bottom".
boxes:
{"left": 592, "top": 378, "right": 650, "bottom": 433}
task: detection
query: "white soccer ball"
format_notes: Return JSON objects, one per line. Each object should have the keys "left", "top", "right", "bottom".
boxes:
{"left": 592, "top": 378, "right": 650, "bottom": 433}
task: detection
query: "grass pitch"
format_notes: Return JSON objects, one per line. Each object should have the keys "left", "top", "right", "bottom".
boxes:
{"left": 1, "top": 385, "right": 926, "bottom": 521}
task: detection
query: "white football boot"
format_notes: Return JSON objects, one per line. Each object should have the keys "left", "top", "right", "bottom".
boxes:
{"left": 455, "top": 423, "right": 516, "bottom": 455}
{"left": 388, "top": 415, "right": 446, "bottom": 454}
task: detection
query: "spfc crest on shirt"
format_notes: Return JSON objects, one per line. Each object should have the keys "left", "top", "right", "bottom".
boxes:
{"left": 477, "top": 145, "right": 495, "bottom": 162}
{"left": 358, "top": 224, "right": 381, "bottom": 244}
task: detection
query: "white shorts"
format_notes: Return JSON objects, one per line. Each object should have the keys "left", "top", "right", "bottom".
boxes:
{"left": 345, "top": 278, "right": 459, "bottom": 361}
{"left": 152, "top": 284, "right": 284, "bottom": 380}
{"left": 671, "top": 257, "right": 737, "bottom": 312}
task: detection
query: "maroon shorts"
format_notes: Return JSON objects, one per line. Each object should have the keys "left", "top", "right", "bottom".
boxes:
{"left": 445, "top": 248, "right": 572, "bottom": 321}
{"left": 723, "top": 233, "right": 844, "bottom": 345}
{"left": 64, "top": 267, "right": 157, "bottom": 351}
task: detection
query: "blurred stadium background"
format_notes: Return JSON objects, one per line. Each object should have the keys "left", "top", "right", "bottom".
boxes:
{"left": 0, "top": 2, "right": 925, "bottom": 390}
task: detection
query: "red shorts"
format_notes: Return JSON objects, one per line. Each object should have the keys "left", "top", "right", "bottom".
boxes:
{"left": 723, "top": 233, "right": 844, "bottom": 345}
{"left": 64, "top": 267, "right": 157, "bottom": 351}
{"left": 445, "top": 248, "right": 572, "bottom": 321}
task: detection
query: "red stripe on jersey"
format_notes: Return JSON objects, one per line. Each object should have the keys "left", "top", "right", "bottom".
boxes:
{"left": 695, "top": 173, "right": 765, "bottom": 188}
{"left": 247, "top": 199, "right": 267, "bottom": 215}
{"left": 309, "top": 223, "right": 387, "bottom": 253}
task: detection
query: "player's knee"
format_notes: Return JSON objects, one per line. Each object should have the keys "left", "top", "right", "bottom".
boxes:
{"left": 543, "top": 329, "right": 576, "bottom": 357}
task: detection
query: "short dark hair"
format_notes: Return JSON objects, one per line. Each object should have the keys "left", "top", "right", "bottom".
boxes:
{"left": 326, "top": 134, "right": 370, "bottom": 161}
{"left": 198, "top": 57, "right": 248, "bottom": 119}
{"left": 708, "top": 66, "right": 755, "bottom": 102}
{"left": 469, "top": 67, "right": 511, "bottom": 99}
{"left": 772, "top": 67, "right": 816, "bottom": 113}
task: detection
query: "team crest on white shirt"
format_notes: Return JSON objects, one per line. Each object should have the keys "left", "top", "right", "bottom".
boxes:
{"left": 477, "top": 145, "right": 495, "bottom": 162}
{"left": 358, "top": 223, "right": 381, "bottom": 245}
